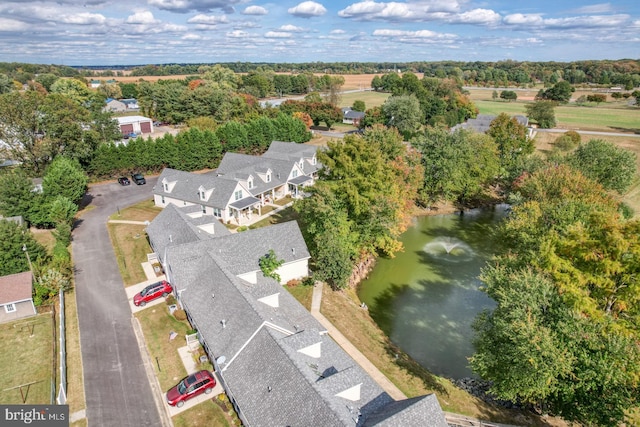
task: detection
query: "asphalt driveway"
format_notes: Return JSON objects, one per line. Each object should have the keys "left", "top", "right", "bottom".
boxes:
{"left": 72, "top": 177, "right": 162, "bottom": 427}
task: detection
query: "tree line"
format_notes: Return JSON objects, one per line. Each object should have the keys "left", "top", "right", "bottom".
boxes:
{"left": 292, "top": 114, "right": 638, "bottom": 425}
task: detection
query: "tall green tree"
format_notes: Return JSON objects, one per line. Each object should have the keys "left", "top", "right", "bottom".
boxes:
{"left": 472, "top": 265, "right": 640, "bottom": 426}
{"left": 0, "top": 170, "right": 35, "bottom": 219}
{"left": 382, "top": 94, "right": 422, "bottom": 138}
{"left": 567, "top": 139, "right": 637, "bottom": 194}
{"left": 412, "top": 127, "right": 500, "bottom": 204}
{"left": 0, "top": 220, "right": 47, "bottom": 276}
{"left": 42, "top": 156, "right": 88, "bottom": 205}
{"left": 525, "top": 100, "right": 557, "bottom": 128}
{"left": 487, "top": 113, "right": 534, "bottom": 179}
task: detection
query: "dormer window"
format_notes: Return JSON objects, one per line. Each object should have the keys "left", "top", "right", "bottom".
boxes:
{"left": 163, "top": 182, "right": 168, "bottom": 191}
{"left": 311, "top": 156, "right": 317, "bottom": 165}
{"left": 266, "top": 172, "right": 271, "bottom": 182}
{"left": 247, "top": 176, "right": 254, "bottom": 189}
{"left": 299, "top": 160, "right": 304, "bottom": 171}
{"left": 199, "top": 187, "right": 206, "bottom": 201}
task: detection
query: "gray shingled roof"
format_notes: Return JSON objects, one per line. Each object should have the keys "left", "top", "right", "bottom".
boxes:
{"left": 146, "top": 203, "right": 230, "bottom": 261}
{"left": 206, "top": 221, "right": 310, "bottom": 277}
{"left": 157, "top": 211, "right": 447, "bottom": 425}
{"left": 178, "top": 256, "right": 394, "bottom": 426}
{"left": 154, "top": 168, "right": 241, "bottom": 209}
{"left": 262, "top": 141, "right": 322, "bottom": 176}
{"left": 451, "top": 114, "right": 529, "bottom": 134}
{"left": 362, "top": 394, "right": 448, "bottom": 426}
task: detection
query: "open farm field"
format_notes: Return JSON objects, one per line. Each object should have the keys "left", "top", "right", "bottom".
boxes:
{"left": 474, "top": 99, "right": 640, "bottom": 133}
{"left": 340, "top": 90, "right": 390, "bottom": 109}
{"left": 101, "top": 73, "right": 392, "bottom": 91}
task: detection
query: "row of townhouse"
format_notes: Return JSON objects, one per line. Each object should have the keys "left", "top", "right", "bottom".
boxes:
{"left": 146, "top": 201, "right": 449, "bottom": 426}
{"left": 152, "top": 141, "right": 321, "bottom": 226}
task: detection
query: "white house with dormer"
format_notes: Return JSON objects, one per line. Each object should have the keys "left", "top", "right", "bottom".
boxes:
{"left": 153, "top": 141, "right": 321, "bottom": 225}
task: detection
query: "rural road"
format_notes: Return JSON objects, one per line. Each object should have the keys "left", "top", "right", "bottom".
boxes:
{"left": 72, "top": 177, "right": 161, "bottom": 427}
{"left": 535, "top": 128, "right": 640, "bottom": 138}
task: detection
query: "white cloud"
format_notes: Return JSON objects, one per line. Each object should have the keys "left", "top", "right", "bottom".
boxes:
{"left": 59, "top": 12, "right": 107, "bottom": 25}
{"left": 288, "top": 1, "right": 327, "bottom": 18}
{"left": 126, "top": 11, "right": 158, "bottom": 25}
{"left": 451, "top": 9, "right": 501, "bottom": 25}
{"left": 265, "top": 31, "right": 293, "bottom": 38}
{"left": 147, "top": 0, "right": 243, "bottom": 13}
{"left": 338, "top": 0, "right": 464, "bottom": 22}
{"left": 227, "top": 30, "right": 250, "bottom": 38}
{"left": 242, "top": 6, "right": 268, "bottom": 16}
{"left": 182, "top": 33, "right": 203, "bottom": 40}
{"left": 571, "top": 3, "right": 614, "bottom": 14}
{"left": 187, "top": 14, "right": 228, "bottom": 25}
{"left": 0, "top": 17, "right": 29, "bottom": 31}
{"left": 503, "top": 13, "right": 544, "bottom": 26}
{"left": 372, "top": 28, "right": 457, "bottom": 40}
{"left": 330, "top": 29, "right": 346, "bottom": 34}
{"left": 504, "top": 13, "right": 629, "bottom": 29}
{"left": 279, "top": 24, "right": 305, "bottom": 32}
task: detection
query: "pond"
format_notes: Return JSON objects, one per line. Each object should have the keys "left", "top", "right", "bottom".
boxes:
{"left": 357, "top": 206, "right": 508, "bottom": 379}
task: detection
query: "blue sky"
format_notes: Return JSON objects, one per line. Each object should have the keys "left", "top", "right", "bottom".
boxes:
{"left": 0, "top": 1, "right": 638, "bottom": 66}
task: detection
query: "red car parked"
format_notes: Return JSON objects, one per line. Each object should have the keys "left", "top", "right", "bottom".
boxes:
{"left": 166, "top": 370, "right": 216, "bottom": 407}
{"left": 133, "top": 280, "right": 173, "bottom": 307}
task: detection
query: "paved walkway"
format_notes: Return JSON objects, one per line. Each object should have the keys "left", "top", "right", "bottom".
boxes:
{"left": 309, "top": 282, "right": 406, "bottom": 401}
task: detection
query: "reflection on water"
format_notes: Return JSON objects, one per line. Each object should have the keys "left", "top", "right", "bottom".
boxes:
{"left": 357, "top": 206, "right": 508, "bottom": 379}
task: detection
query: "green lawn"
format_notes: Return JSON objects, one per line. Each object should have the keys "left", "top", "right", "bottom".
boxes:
{"left": 474, "top": 99, "right": 640, "bottom": 133}
{"left": 0, "top": 313, "right": 55, "bottom": 405}
{"left": 340, "top": 91, "right": 390, "bottom": 110}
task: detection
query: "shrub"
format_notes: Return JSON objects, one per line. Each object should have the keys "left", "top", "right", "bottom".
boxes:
{"left": 166, "top": 294, "right": 177, "bottom": 306}
{"left": 173, "top": 308, "right": 187, "bottom": 321}
{"left": 301, "top": 276, "right": 315, "bottom": 287}
{"left": 554, "top": 135, "right": 578, "bottom": 151}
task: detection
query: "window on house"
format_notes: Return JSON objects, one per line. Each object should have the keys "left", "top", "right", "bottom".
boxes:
{"left": 201, "top": 205, "right": 206, "bottom": 214}
{"left": 199, "top": 189, "right": 205, "bottom": 200}
{"left": 5, "top": 303, "right": 16, "bottom": 313}
{"left": 234, "top": 190, "right": 242, "bottom": 201}
{"left": 161, "top": 196, "right": 165, "bottom": 204}
{"left": 266, "top": 172, "right": 271, "bottom": 182}
{"left": 213, "top": 208, "right": 222, "bottom": 218}
{"left": 248, "top": 177, "right": 253, "bottom": 189}
{"left": 312, "top": 157, "right": 317, "bottom": 165}
{"left": 292, "top": 169, "right": 298, "bottom": 178}
{"left": 163, "top": 182, "right": 168, "bottom": 191}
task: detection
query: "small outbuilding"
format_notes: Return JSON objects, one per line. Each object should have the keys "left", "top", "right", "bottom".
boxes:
{"left": 115, "top": 116, "right": 154, "bottom": 136}
{"left": 0, "top": 271, "right": 37, "bottom": 324}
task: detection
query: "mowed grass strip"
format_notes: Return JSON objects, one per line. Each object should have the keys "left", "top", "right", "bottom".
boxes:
{"left": 109, "top": 199, "right": 161, "bottom": 221}
{"left": 65, "top": 289, "right": 87, "bottom": 427}
{"left": 107, "top": 223, "right": 151, "bottom": 286}
{"left": 135, "top": 305, "right": 231, "bottom": 425}
{"left": 134, "top": 306, "right": 192, "bottom": 391}
{"left": 0, "top": 313, "right": 55, "bottom": 405}
{"left": 172, "top": 400, "right": 230, "bottom": 427}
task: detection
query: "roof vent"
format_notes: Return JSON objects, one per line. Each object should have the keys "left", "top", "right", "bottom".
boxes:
{"left": 221, "top": 319, "right": 226, "bottom": 329}
{"left": 292, "top": 247, "right": 295, "bottom": 256}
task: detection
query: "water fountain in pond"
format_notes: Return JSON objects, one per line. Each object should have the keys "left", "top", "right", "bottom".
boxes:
{"left": 423, "top": 237, "right": 475, "bottom": 262}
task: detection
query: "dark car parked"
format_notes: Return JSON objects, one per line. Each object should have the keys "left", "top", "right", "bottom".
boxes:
{"left": 133, "top": 280, "right": 173, "bottom": 307}
{"left": 131, "top": 173, "right": 146, "bottom": 185}
{"left": 166, "top": 370, "right": 216, "bottom": 408}
{"left": 117, "top": 177, "right": 130, "bottom": 186}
